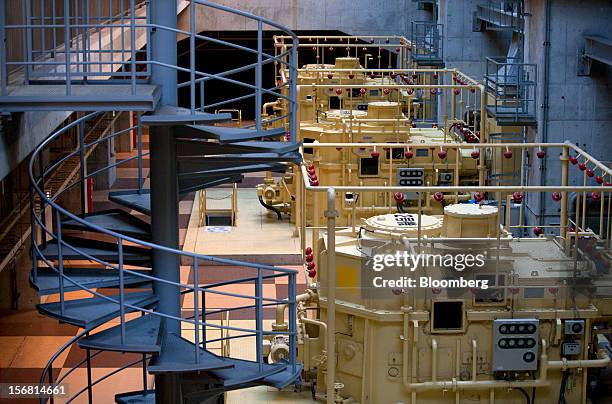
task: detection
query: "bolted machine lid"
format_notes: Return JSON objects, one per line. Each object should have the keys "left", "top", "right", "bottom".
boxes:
{"left": 444, "top": 203, "right": 498, "bottom": 218}
{"left": 363, "top": 213, "right": 443, "bottom": 236}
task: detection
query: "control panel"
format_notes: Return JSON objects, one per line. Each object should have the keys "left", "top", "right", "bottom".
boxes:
{"left": 397, "top": 168, "right": 424, "bottom": 200}
{"left": 492, "top": 318, "right": 539, "bottom": 371}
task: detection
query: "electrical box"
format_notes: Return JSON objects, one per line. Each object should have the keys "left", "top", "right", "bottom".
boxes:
{"left": 492, "top": 318, "right": 539, "bottom": 371}
{"left": 439, "top": 172, "right": 453, "bottom": 184}
{"left": 562, "top": 341, "right": 581, "bottom": 356}
{"left": 564, "top": 320, "right": 585, "bottom": 335}
{"left": 397, "top": 168, "right": 424, "bottom": 200}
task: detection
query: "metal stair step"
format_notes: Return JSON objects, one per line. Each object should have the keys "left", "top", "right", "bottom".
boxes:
{"left": 179, "top": 124, "right": 285, "bottom": 143}
{"left": 79, "top": 314, "right": 162, "bottom": 353}
{"left": 260, "top": 363, "right": 303, "bottom": 389}
{"left": 176, "top": 138, "right": 299, "bottom": 156}
{"left": 37, "top": 237, "right": 151, "bottom": 266}
{"left": 148, "top": 333, "right": 233, "bottom": 374}
{"left": 37, "top": 291, "right": 158, "bottom": 330}
{"left": 178, "top": 175, "right": 243, "bottom": 195}
{"left": 207, "top": 357, "right": 287, "bottom": 388}
{"left": 109, "top": 190, "right": 151, "bottom": 216}
{"left": 177, "top": 162, "right": 288, "bottom": 178}
{"left": 115, "top": 389, "right": 155, "bottom": 404}
{"left": 62, "top": 209, "right": 151, "bottom": 240}
{"left": 30, "top": 267, "right": 151, "bottom": 295}
{"left": 141, "top": 106, "right": 232, "bottom": 126}
{"left": 177, "top": 152, "right": 302, "bottom": 165}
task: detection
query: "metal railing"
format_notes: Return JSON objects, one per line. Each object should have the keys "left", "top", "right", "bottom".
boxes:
{"left": 31, "top": 113, "right": 299, "bottom": 404}
{"left": 475, "top": 0, "right": 524, "bottom": 32}
{"left": 1, "top": 0, "right": 299, "bottom": 136}
{"left": 484, "top": 56, "right": 536, "bottom": 123}
{"left": 21, "top": 1, "right": 300, "bottom": 401}
{"left": 410, "top": 21, "right": 443, "bottom": 65}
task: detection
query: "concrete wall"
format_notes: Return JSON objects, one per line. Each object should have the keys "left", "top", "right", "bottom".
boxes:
{"left": 179, "top": 0, "right": 430, "bottom": 36}
{"left": 524, "top": 0, "right": 612, "bottom": 226}
{"left": 438, "top": 0, "right": 512, "bottom": 80}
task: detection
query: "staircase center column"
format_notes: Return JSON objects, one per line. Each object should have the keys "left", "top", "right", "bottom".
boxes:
{"left": 149, "top": 0, "right": 180, "bottom": 333}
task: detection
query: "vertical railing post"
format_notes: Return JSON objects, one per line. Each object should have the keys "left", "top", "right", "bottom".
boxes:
{"left": 130, "top": 0, "right": 136, "bottom": 94}
{"left": 0, "top": 0, "right": 7, "bottom": 96}
{"left": 118, "top": 238, "right": 126, "bottom": 344}
{"left": 48, "top": 364, "right": 55, "bottom": 404}
{"left": 137, "top": 112, "right": 143, "bottom": 194}
{"left": 326, "top": 188, "right": 337, "bottom": 404}
{"left": 39, "top": 158, "right": 47, "bottom": 248}
{"left": 288, "top": 272, "right": 296, "bottom": 373}
{"left": 81, "top": 0, "right": 88, "bottom": 83}
{"left": 255, "top": 20, "right": 263, "bottom": 131}
{"left": 199, "top": 80, "right": 205, "bottom": 111}
{"left": 193, "top": 256, "right": 200, "bottom": 363}
{"left": 290, "top": 37, "right": 298, "bottom": 143}
{"left": 85, "top": 339, "right": 93, "bottom": 404}
{"left": 256, "top": 266, "right": 263, "bottom": 370}
{"left": 189, "top": 0, "right": 196, "bottom": 114}
{"left": 55, "top": 210, "right": 65, "bottom": 315}
{"left": 29, "top": 187, "right": 37, "bottom": 283}
{"left": 25, "top": 0, "right": 32, "bottom": 83}
{"left": 201, "top": 284, "right": 206, "bottom": 350}
{"left": 78, "top": 120, "right": 86, "bottom": 214}
{"left": 64, "top": 0, "right": 71, "bottom": 96}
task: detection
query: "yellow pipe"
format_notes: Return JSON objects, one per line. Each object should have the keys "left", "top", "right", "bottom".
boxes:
{"left": 472, "top": 339, "right": 478, "bottom": 381}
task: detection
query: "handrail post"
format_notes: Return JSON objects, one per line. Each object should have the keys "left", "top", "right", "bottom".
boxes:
{"left": 118, "top": 238, "right": 126, "bottom": 344}
{"left": 55, "top": 210, "right": 65, "bottom": 315}
{"left": 0, "top": 0, "right": 7, "bottom": 96}
{"left": 25, "top": 0, "right": 32, "bottom": 84}
{"left": 130, "top": 0, "right": 137, "bottom": 95}
{"left": 78, "top": 120, "right": 86, "bottom": 214}
{"left": 290, "top": 36, "right": 298, "bottom": 143}
{"left": 85, "top": 337, "right": 93, "bottom": 404}
{"left": 288, "top": 272, "right": 297, "bottom": 373}
{"left": 48, "top": 365, "right": 55, "bottom": 404}
{"left": 137, "top": 112, "right": 143, "bottom": 194}
{"left": 256, "top": 266, "right": 263, "bottom": 370}
{"left": 189, "top": 0, "right": 196, "bottom": 114}
{"left": 255, "top": 20, "right": 263, "bottom": 131}
{"left": 201, "top": 284, "right": 206, "bottom": 350}
{"left": 199, "top": 80, "right": 205, "bottom": 111}
{"left": 326, "top": 188, "right": 337, "bottom": 404}
{"left": 64, "top": 0, "right": 71, "bottom": 96}
{"left": 39, "top": 158, "right": 47, "bottom": 248}
{"left": 193, "top": 256, "right": 200, "bottom": 363}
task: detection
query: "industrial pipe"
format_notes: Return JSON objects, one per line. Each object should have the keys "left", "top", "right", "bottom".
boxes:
{"left": 274, "top": 290, "right": 315, "bottom": 329}
{"left": 325, "top": 188, "right": 337, "bottom": 404}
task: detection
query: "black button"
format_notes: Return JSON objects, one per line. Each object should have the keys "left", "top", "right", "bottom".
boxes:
{"left": 523, "top": 352, "right": 535, "bottom": 362}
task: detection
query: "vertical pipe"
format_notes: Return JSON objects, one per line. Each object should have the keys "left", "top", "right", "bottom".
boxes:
{"left": 193, "top": 256, "right": 200, "bottom": 363}
{"left": 78, "top": 121, "right": 86, "bottom": 214}
{"left": 199, "top": 80, "right": 204, "bottom": 111}
{"left": 255, "top": 20, "right": 263, "bottom": 131}
{"left": 130, "top": 0, "right": 136, "bottom": 94}
{"left": 189, "top": 0, "right": 195, "bottom": 113}
{"left": 64, "top": 0, "right": 71, "bottom": 95}
{"left": 117, "top": 238, "right": 126, "bottom": 345}
{"left": 55, "top": 210, "right": 65, "bottom": 314}
{"left": 326, "top": 188, "right": 337, "bottom": 404}
{"left": 290, "top": 37, "right": 298, "bottom": 143}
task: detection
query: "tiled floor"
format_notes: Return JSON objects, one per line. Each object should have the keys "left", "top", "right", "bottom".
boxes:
{"left": 0, "top": 129, "right": 312, "bottom": 403}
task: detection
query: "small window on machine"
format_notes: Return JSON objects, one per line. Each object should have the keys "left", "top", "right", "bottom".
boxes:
{"left": 386, "top": 147, "right": 405, "bottom": 160}
{"left": 360, "top": 157, "right": 379, "bottom": 177}
{"left": 329, "top": 96, "right": 341, "bottom": 109}
{"left": 432, "top": 300, "right": 464, "bottom": 332}
{"left": 303, "top": 138, "right": 315, "bottom": 154}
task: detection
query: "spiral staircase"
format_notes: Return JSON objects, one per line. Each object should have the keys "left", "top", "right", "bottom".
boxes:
{"left": 1, "top": 0, "right": 302, "bottom": 402}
